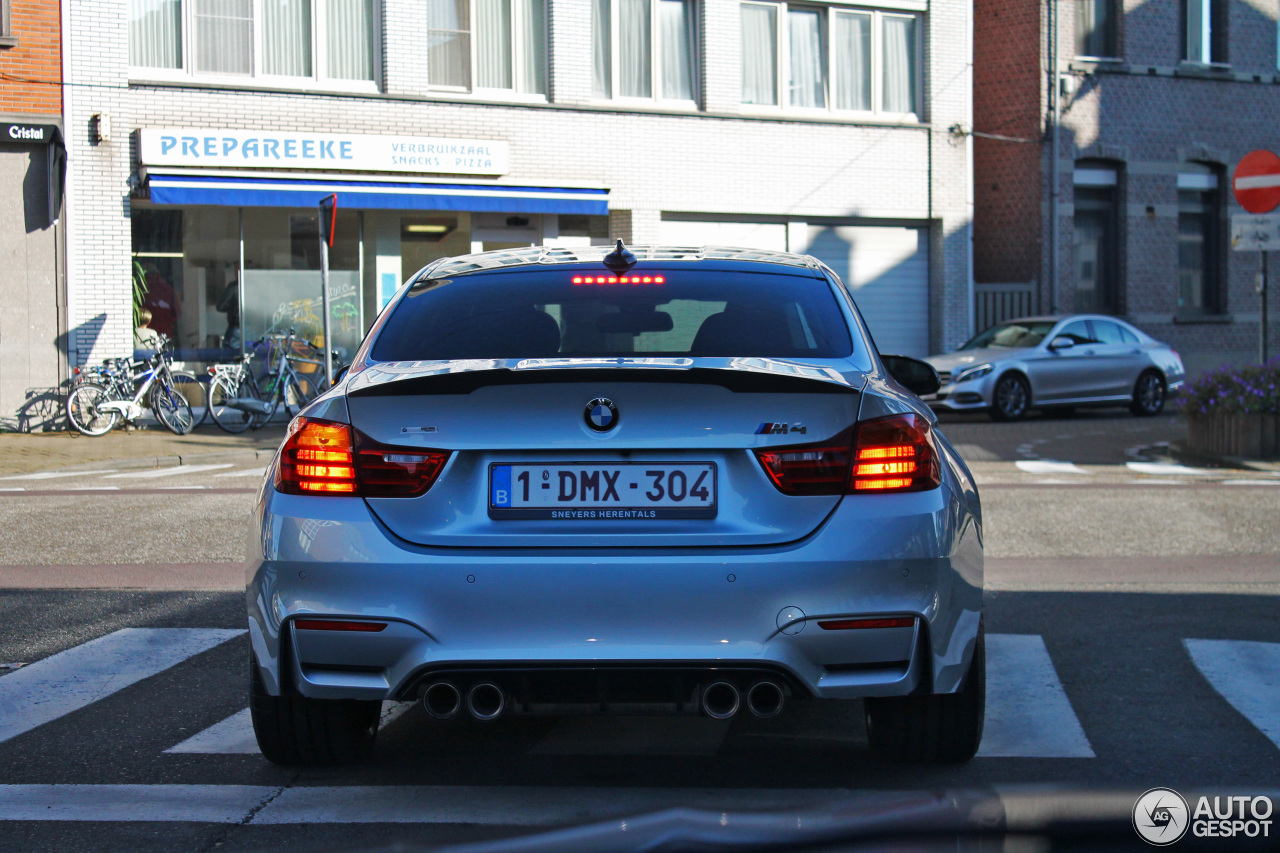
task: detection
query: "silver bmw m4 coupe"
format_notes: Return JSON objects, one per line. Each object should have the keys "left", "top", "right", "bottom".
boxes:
{"left": 247, "top": 244, "right": 984, "bottom": 766}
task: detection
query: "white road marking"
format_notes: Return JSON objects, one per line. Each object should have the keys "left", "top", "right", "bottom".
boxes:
{"left": 166, "top": 701, "right": 414, "bottom": 755}
{"left": 160, "top": 485, "right": 210, "bottom": 490}
{"left": 1220, "top": 479, "right": 1280, "bottom": 486}
{"left": 1015, "top": 460, "right": 1090, "bottom": 475}
{"left": 978, "top": 633, "right": 1095, "bottom": 758}
{"left": 0, "top": 488, "right": 24, "bottom": 492}
{"left": 1185, "top": 639, "right": 1280, "bottom": 751}
{"left": 0, "top": 469, "right": 117, "bottom": 481}
{"left": 165, "top": 708, "right": 257, "bottom": 755}
{"left": 63, "top": 486, "right": 120, "bottom": 491}
{"left": 102, "top": 464, "right": 235, "bottom": 480}
{"left": 213, "top": 467, "right": 268, "bottom": 478}
{"left": 531, "top": 716, "right": 729, "bottom": 756}
{"left": 1130, "top": 480, "right": 1188, "bottom": 486}
{"left": 0, "top": 628, "right": 245, "bottom": 744}
{"left": 0, "top": 784, "right": 843, "bottom": 825}
{"left": 0, "top": 785, "right": 276, "bottom": 822}
{"left": 1125, "top": 462, "right": 1215, "bottom": 476}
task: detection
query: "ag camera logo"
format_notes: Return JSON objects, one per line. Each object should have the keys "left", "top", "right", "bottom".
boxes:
{"left": 1133, "top": 788, "right": 1189, "bottom": 846}
{"left": 1132, "top": 788, "right": 1274, "bottom": 845}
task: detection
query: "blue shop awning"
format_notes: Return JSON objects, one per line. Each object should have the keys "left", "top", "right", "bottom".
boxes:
{"left": 146, "top": 173, "right": 609, "bottom": 215}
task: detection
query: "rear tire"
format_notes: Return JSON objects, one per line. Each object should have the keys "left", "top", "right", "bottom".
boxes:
{"left": 990, "top": 374, "right": 1030, "bottom": 422}
{"left": 209, "top": 374, "right": 255, "bottom": 434}
{"left": 864, "top": 622, "right": 985, "bottom": 763}
{"left": 169, "top": 371, "right": 209, "bottom": 429}
{"left": 1130, "top": 370, "right": 1166, "bottom": 416}
{"left": 66, "top": 384, "right": 120, "bottom": 436}
{"left": 249, "top": 654, "right": 380, "bottom": 766}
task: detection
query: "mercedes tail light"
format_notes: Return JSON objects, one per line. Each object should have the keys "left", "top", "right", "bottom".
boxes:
{"left": 275, "top": 417, "right": 450, "bottom": 497}
{"left": 754, "top": 414, "right": 940, "bottom": 495}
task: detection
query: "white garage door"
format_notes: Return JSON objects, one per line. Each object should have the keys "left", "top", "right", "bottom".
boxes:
{"left": 658, "top": 219, "right": 788, "bottom": 251}
{"left": 799, "top": 225, "right": 929, "bottom": 358}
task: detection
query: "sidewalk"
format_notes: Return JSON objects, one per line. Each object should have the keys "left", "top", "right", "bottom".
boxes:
{"left": 0, "top": 424, "right": 287, "bottom": 476}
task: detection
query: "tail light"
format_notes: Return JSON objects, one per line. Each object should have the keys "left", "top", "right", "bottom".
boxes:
{"left": 754, "top": 413, "right": 940, "bottom": 495}
{"left": 275, "top": 417, "right": 450, "bottom": 497}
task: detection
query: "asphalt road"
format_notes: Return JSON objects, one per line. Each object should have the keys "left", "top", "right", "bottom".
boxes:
{"left": 1, "top": 412, "right": 1277, "bottom": 852}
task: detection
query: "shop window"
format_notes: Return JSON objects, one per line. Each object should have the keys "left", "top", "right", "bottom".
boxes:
{"left": 1177, "top": 164, "right": 1223, "bottom": 316}
{"left": 593, "top": 0, "right": 697, "bottom": 102}
{"left": 741, "top": 2, "right": 919, "bottom": 117}
{"left": 132, "top": 207, "right": 241, "bottom": 357}
{"left": 1184, "top": 0, "right": 1227, "bottom": 64}
{"left": 1073, "top": 162, "right": 1121, "bottom": 314}
{"left": 242, "top": 208, "right": 364, "bottom": 362}
{"left": 129, "top": 0, "right": 378, "bottom": 88}
{"left": 427, "top": 0, "right": 547, "bottom": 95}
{"left": 1075, "top": 0, "right": 1118, "bottom": 59}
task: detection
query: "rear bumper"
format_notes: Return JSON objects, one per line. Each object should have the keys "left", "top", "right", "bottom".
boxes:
{"left": 247, "top": 481, "right": 982, "bottom": 704}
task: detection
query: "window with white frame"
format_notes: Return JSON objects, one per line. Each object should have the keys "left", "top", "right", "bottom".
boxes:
{"left": 741, "top": 2, "right": 920, "bottom": 116}
{"left": 1074, "top": 0, "right": 1118, "bottom": 58}
{"left": 1184, "top": 0, "right": 1226, "bottom": 64}
{"left": 427, "top": 0, "right": 547, "bottom": 94}
{"left": 129, "top": 0, "right": 378, "bottom": 86}
{"left": 593, "top": 0, "right": 698, "bottom": 102}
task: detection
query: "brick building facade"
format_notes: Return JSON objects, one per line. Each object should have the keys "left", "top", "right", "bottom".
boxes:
{"left": 0, "top": 0, "right": 66, "bottom": 430}
{"left": 974, "top": 0, "right": 1280, "bottom": 377}
{"left": 37, "top": 0, "right": 973, "bottom": 425}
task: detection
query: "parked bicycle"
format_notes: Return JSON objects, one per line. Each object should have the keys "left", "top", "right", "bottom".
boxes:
{"left": 206, "top": 332, "right": 343, "bottom": 434}
{"left": 66, "top": 336, "right": 197, "bottom": 436}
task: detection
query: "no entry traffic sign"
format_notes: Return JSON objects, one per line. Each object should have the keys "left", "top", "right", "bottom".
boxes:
{"left": 1233, "top": 150, "right": 1280, "bottom": 213}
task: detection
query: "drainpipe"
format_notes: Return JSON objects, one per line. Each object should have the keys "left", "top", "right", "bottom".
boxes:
{"left": 1048, "top": 0, "right": 1060, "bottom": 312}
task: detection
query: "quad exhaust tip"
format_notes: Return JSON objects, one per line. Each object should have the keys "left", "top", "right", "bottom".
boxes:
{"left": 746, "top": 681, "right": 785, "bottom": 719}
{"left": 701, "top": 681, "right": 741, "bottom": 720}
{"left": 466, "top": 682, "right": 506, "bottom": 721}
{"left": 421, "top": 681, "right": 462, "bottom": 720}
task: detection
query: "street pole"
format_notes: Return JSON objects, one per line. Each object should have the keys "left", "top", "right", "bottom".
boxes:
{"left": 1263, "top": 252, "right": 1270, "bottom": 364}
{"left": 318, "top": 195, "right": 337, "bottom": 387}
{"left": 319, "top": 233, "right": 333, "bottom": 387}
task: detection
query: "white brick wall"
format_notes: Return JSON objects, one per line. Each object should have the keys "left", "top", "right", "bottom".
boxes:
{"left": 60, "top": 0, "right": 974, "bottom": 368}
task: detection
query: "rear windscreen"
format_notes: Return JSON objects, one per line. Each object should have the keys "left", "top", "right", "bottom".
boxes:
{"left": 370, "top": 268, "right": 855, "bottom": 361}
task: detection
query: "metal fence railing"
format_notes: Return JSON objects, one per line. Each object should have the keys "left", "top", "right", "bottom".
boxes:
{"left": 975, "top": 282, "right": 1037, "bottom": 332}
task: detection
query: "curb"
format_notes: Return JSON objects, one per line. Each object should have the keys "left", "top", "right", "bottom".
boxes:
{"left": 49, "top": 447, "right": 278, "bottom": 475}
{"left": 1164, "top": 440, "right": 1280, "bottom": 472}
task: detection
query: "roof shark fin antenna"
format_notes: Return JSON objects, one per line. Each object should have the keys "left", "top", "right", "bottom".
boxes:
{"left": 602, "top": 239, "right": 638, "bottom": 271}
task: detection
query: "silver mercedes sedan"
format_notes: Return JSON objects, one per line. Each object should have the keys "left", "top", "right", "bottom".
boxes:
{"left": 246, "top": 244, "right": 984, "bottom": 766}
{"left": 923, "top": 314, "right": 1186, "bottom": 421}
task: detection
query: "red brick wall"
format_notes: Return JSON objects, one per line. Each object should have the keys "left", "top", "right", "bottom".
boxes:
{"left": 1, "top": 0, "right": 62, "bottom": 114}
{"left": 973, "top": 0, "right": 1042, "bottom": 284}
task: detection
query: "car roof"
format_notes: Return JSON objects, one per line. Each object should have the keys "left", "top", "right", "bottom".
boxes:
{"left": 419, "top": 244, "right": 827, "bottom": 280}
{"left": 999, "top": 314, "right": 1136, "bottom": 326}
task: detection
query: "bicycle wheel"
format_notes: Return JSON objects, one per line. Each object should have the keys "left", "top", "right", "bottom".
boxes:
{"left": 170, "top": 370, "right": 209, "bottom": 428}
{"left": 209, "top": 374, "right": 256, "bottom": 434}
{"left": 66, "top": 383, "right": 120, "bottom": 436}
{"left": 151, "top": 377, "right": 195, "bottom": 435}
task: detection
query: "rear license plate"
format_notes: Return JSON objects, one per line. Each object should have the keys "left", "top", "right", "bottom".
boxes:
{"left": 488, "top": 463, "right": 717, "bottom": 520}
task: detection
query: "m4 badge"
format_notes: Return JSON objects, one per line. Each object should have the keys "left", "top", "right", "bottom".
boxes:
{"left": 755, "top": 422, "right": 807, "bottom": 435}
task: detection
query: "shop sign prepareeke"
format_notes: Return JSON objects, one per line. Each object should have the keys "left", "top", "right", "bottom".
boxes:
{"left": 139, "top": 129, "right": 509, "bottom": 176}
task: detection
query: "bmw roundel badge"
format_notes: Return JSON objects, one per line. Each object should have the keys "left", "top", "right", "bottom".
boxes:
{"left": 585, "top": 397, "right": 618, "bottom": 432}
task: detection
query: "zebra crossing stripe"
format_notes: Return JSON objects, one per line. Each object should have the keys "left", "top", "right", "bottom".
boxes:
{"left": 166, "top": 702, "right": 414, "bottom": 755}
{"left": 103, "top": 464, "right": 234, "bottom": 480}
{"left": 0, "top": 784, "right": 841, "bottom": 824}
{"left": 0, "top": 628, "right": 244, "bottom": 744}
{"left": 1014, "top": 460, "right": 1090, "bottom": 475}
{"left": 1185, "top": 639, "right": 1280, "bottom": 751}
{"left": 1125, "top": 462, "right": 1214, "bottom": 476}
{"left": 978, "top": 633, "right": 1095, "bottom": 758}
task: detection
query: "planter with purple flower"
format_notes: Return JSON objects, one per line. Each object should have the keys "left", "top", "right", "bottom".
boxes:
{"left": 1178, "top": 360, "right": 1280, "bottom": 459}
